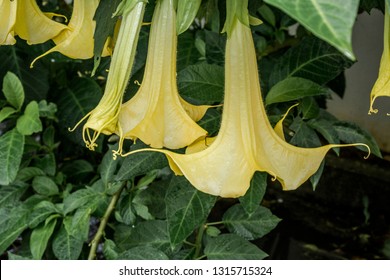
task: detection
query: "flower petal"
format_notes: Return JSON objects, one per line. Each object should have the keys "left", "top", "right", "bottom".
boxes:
{"left": 15, "top": 0, "right": 67, "bottom": 45}
{"left": 117, "top": 0, "right": 208, "bottom": 150}
{"left": 0, "top": 0, "right": 17, "bottom": 45}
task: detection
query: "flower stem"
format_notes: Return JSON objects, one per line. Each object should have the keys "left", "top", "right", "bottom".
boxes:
{"left": 88, "top": 182, "right": 126, "bottom": 260}
{"left": 193, "top": 224, "right": 206, "bottom": 259}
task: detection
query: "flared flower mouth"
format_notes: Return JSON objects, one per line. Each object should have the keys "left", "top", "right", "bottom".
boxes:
{"left": 1, "top": 0, "right": 67, "bottom": 46}
{"left": 114, "top": 0, "right": 209, "bottom": 151}
{"left": 369, "top": 3, "right": 390, "bottom": 115}
{"left": 31, "top": 0, "right": 110, "bottom": 67}
{"left": 69, "top": 0, "right": 146, "bottom": 151}
{"left": 119, "top": 1, "right": 370, "bottom": 198}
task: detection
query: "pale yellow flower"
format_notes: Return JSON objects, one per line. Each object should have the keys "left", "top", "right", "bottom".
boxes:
{"left": 121, "top": 15, "right": 369, "bottom": 198}
{"left": 369, "top": 3, "right": 390, "bottom": 115}
{"left": 31, "top": 0, "right": 109, "bottom": 66}
{"left": 69, "top": 0, "right": 146, "bottom": 151}
{"left": 115, "top": 0, "right": 209, "bottom": 150}
{"left": 0, "top": 0, "right": 66, "bottom": 45}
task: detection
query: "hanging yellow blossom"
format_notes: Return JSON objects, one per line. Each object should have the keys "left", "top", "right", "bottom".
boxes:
{"left": 31, "top": 0, "right": 109, "bottom": 66}
{"left": 69, "top": 0, "right": 146, "bottom": 151}
{"left": 369, "top": 3, "right": 390, "bottom": 115}
{"left": 0, "top": 0, "right": 66, "bottom": 45}
{"left": 119, "top": 7, "right": 369, "bottom": 198}
{"left": 114, "top": 0, "right": 209, "bottom": 151}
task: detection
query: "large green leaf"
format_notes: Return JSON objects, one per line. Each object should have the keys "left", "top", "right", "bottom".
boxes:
{"left": 0, "top": 185, "right": 27, "bottom": 208}
{"left": 52, "top": 217, "right": 84, "bottom": 260}
{"left": 333, "top": 121, "right": 382, "bottom": 158}
{"left": 0, "top": 107, "right": 17, "bottom": 123}
{"left": 2, "top": 71, "right": 24, "bottom": 110}
{"left": 266, "top": 77, "right": 329, "bottom": 105}
{"left": 268, "top": 37, "right": 353, "bottom": 88}
{"left": 115, "top": 143, "right": 167, "bottom": 181}
{"left": 204, "top": 234, "right": 268, "bottom": 260}
{"left": 289, "top": 117, "right": 322, "bottom": 148}
{"left": 32, "top": 176, "right": 59, "bottom": 196}
{"left": 0, "top": 204, "right": 30, "bottom": 254}
{"left": 63, "top": 187, "right": 105, "bottom": 215}
{"left": 178, "top": 63, "right": 224, "bottom": 104}
{"left": 0, "top": 128, "right": 25, "bottom": 186}
{"left": 166, "top": 176, "right": 216, "bottom": 248}
{"left": 223, "top": 204, "right": 281, "bottom": 240}
{"left": 264, "top": 0, "right": 359, "bottom": 59}
{"left": 177, "top": 32, "right": 202, "bottom": 72}
{"left": 29, "top": 200, "right": 59, "bottom": 228}
{"left": 118, "top": 246, "right": 169, "bottom": 260}
{"left": 99, "top": 145, "right": 122, "bottom": 186}
{"left": 115, "top": 220, "right": 170, "bottom": 254}
{"left": 204, "top": 30, "right": 226, "bottom": 66}
{"left": 0, "top": 45, "right": 49, "bottom": 102}
{"left": 30, "top": 219, "right": 57, "bottom": 259}
{"left": 239, "top": 172, "right": 268, "bottom": 216}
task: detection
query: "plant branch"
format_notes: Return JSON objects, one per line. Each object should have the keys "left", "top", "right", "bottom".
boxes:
{"left": 88, "top": 182, "right": 126, "bottom": 260}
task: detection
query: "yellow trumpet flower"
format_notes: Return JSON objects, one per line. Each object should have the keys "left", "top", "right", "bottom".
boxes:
{"left": 120, "top": 12, "right": 369, "bottom": 198}
{"left": 0, "top": 0, "right": 66, "bottom": 45}
{"left": 31, "top": 0, "right": 109, "bottom": 66}
{"left": 369, "top": 3, "right": 390, "bottom": 115}
{"left": 115, "top": 0, "right": 209, "bottom": 151}
{"left": 69, "top": 0, "right": 146, "bottom": 151}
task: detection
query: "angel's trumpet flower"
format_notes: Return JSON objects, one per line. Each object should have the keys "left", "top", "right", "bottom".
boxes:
{"left": 369, "top": 3, "right": 390, "bottom": 115}
{"left": 120, "top": 7, "right": 369, "bottom": 198}
{"left": 114, "top": 0, "right": 209, "bottom": 151}
{"left": 31, "top": 0, "right": 109, "bottom": 66}
{"left": 0, "top": 0, "right": 66, "bottom": 45}
{"left": 69, "top": 0, "right": 146, "bottom": 151}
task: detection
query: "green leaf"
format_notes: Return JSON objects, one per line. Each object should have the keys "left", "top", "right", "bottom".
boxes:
{"left": 0, "top": 128, "right": 25, "bottom": 186}
{"left": 264, "top": 0, "right": 359, "bottom": 59}
{"left": 204, "top": 30, "right": 226, "bottom": 66}
{"left": 333, "top": 121, "right": 381, "bottom": 158}
{"left": 223, "top": 204, "right": 281, "bottom": 240}
{"left": 266, "top": 77, "right": 329, "bottom": 105}
{"left": 115, "top": 220, "right": 170, "bottom": 254}
{"left": 29, "top": 201, "right": 59, "bottom": 228}
{"left": 57, "top": 78, "right": 101, "bottom": 145}
{"left": 204, "top": 234, "right": 268, "bottom": 260}
{"left": 166, "top": 176, "right": 216, "bottom": 248}
{"left": 308, "top": 117, "right": 340, "bottom": 155}
{"left": 0, "top": 107, "right": 17, "bottom": 123}
{"left": 239, "top": 172, "right": 267, "bottom": 215}
{"left": 0, "top": 185, "right": 27, "bottom": 208}
{"left": 16, "top": 101, "right": 43, "bottom": 135}
{"left": 299, "top": 96, "right": 320, "bottom": 120}
{"left": 32, "top": 176, "right": 59, "bottom": 196}
{"left": 99, "top": 145, "right": 122, "bottom": 186}
{"left": 118, "top": 246, "right": 169, "bottom": 260}
{"left": 135, "top": 179, "right": 170, "bottom": 219}
{"left": 30, "top": 219, "right": 57, "bottom": 259}
{"left": 0, "top": 45, "right": 49, "bottom": 102}
{"left": 2, "top": 71, "right": 24, "bottom": 110}
{"left": 61, "top": 159, "right": 94, "bottom": 181}
{"left": 52, "top": 217, "right": 84, "bottom": 260}
{"left": 103, "top": 239, "right": 119, "bottom": 260}
{"left": 38, "top": 100, "right": 57, "bottom": 120}
{"left": 63, "top": 187, "right": 105, "bottom": 215}
{"left": 177, "top": 0, "right": 202, "bottom": 34}
{"left": 258, "top": 4, "right": 276, "bottom": 26}
{"left": 33, "top": 153, "right": 56, "bottom": 176}
{"left": 269, "top": 37, "right": 353, "bottom": 88}
{"left": 69, "top": 207, "right": 91, "bottom": 242}
{"left": 115, "top": 143, "right": 167, "bottom": 181}
{"left": 290, "top": 117, "right": 322, "bottom": 148}
{"left": 92, "top": 0, "right": 121, "bottom": 75}
{"left": 0, "top": 204, "right": 30, "bottom": 254}
{"left": 178, "top": 63, "right": 224, "bottom": 103}
{"left": 177, "top": 32, "right": 202, "bottom": 72}
{"left": 15, "top": 167, "right": 45, "bottom": 182}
